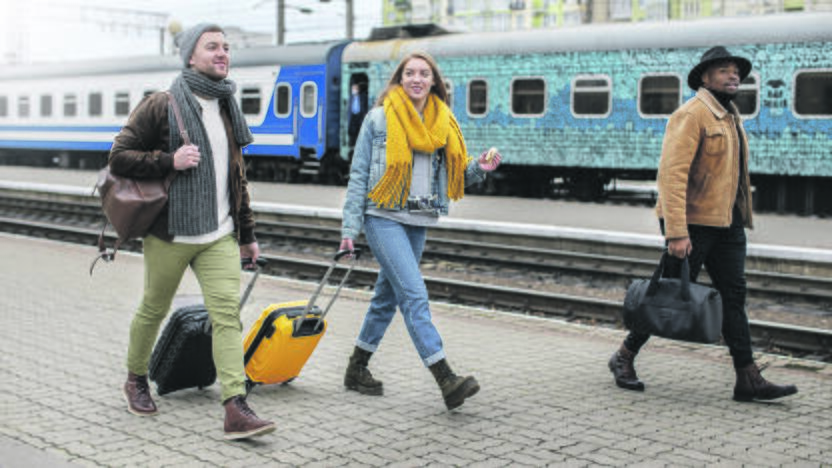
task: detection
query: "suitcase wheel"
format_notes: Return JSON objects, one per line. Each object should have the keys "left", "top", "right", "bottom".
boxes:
{"left": 281, "top": 377, "right": 295, "bottom": 386}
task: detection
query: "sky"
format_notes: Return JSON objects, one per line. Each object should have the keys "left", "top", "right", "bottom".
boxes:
{"left": 0, "top": 0, "right": 383, "bottom": 65}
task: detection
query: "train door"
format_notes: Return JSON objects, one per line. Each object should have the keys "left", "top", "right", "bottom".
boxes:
{"left": 346, "top": 73, "right": 369, "bottom": 161}
{"left": 296, "top": 72, "right": 326, "bottom": 155}
{"left": 295, "top": 69, "right": 327, "bottom": 178}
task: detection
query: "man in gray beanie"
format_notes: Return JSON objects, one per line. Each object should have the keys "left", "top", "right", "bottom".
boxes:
{"left": 109, "top": 23, "right": 275, "bottom": 440}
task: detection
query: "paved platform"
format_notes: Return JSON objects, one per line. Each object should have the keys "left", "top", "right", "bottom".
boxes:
{"left": 1, "top": 234, "right": 830, "bottom": 466}
{"left": 2, "top": 166, "right": 832, "bottom": 250}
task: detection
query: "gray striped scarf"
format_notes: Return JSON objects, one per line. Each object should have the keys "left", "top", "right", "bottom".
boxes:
{"left": 167, "top": 68, "right": 254, "bottom": 236}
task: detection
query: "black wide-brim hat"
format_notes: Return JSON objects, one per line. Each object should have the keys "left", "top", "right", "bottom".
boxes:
{"left": 687, "top": 46, "right": 752, "bottom": 91}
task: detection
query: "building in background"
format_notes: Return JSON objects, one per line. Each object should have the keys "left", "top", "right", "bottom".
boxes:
{"left": 382, "top": 0, "right": 832, "bottom": 32}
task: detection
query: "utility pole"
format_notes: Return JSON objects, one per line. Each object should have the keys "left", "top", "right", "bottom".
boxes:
{"left": 346, "top": 0, "right": 354, "bottom": 39}
{"left": 320, "top": 0, "right": 354, "bottom": 40}
{"left": 263, "top": 0, "right": 352, "bottom": 45}
{"left": 277, "top": 0, "right": 286, "bottom": 45}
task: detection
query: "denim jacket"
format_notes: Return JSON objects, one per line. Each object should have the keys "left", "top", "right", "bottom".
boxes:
{"left": 342, "top": 107, "right": 487, "bottom": 239}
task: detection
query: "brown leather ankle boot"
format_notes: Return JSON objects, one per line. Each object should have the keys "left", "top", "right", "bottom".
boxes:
{"left": 223, "top": 396, "right": 276, "bottom": 440}
{"left": 429, "top": 359, "right": 480, "bottom": 411}
{"left": 344, "top": 347, "right": 383, "bottom": 396}
{"left": 733, "top": 363, "right": 798, "bottom": 402}
{"left": 608, "top": 345, "right": 645, "bottom": 391}
{"left": 124, "top": 371, "right": 158, "bottom": 416}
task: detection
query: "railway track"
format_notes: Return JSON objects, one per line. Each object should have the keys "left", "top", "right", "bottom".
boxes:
{"left": 3, "top": 192, "right": 832, "bottom": 306}
{"left": 1, "top": 215, "right": 831, "bottom": 362}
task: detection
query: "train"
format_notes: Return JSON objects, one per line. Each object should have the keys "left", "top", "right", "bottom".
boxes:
{"left": 0, "top": 13, "right": 830, "bottom": 215}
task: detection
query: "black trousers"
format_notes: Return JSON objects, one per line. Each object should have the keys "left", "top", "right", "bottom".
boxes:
{"left": 624, "top": 208, "right": 754, "bottom": 369}
{"left": 348, "top": 115, "right": 363, "bottom": 148}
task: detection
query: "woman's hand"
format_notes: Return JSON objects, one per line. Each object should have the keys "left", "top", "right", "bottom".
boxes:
{"left": 339, "top": 238, "right": 355, "bottom": 258}
{"left": 478, "top": 147, "right": 502, "bottom": 172}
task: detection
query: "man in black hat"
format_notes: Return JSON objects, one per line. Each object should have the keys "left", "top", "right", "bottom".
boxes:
{"left": 608, "top": 46, "right": 798, "bottom": 402}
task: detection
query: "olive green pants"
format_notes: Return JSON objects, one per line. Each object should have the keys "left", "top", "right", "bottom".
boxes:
{"left": 126, "top": 234, "right": 246, "bottom": 402}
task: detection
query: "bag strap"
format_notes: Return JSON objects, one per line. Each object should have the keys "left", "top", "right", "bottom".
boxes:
{"left": 646, "top": 252, "right": 692, "bottom": 301}
{"left": 90, "top": 91, "right": 186, "bottom": 275}
{"left": 679, "top": 256, "right": 692, "bottom": 302}
{"left": 165, "top": 91, "right": 191, "bottom": 146}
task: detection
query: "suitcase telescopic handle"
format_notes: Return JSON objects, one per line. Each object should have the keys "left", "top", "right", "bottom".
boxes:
{"left": 240, "top": 257, "right": 268, "bottom": 309}
{"left": 295, "top": 248, "right": 363, "bottom": 335}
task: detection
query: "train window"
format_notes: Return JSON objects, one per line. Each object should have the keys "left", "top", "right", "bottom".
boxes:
{"left": 40, "top": 95, "right": 53, "bottom": 118}
{"left": 571, "top": 75, "right": 611, "bottom": 118}
{"left": 274, "top": 83, "right": 291, "bottom": 117}
{"left": 0, "top": 96, "right": 7, "bottom": 117}
{"left": 114, "top": 92, "right": 130, "bottom": 116}
{"left": 241, "top": 87, "right": 261, "bottom": 115}
{"left": 445, "top": 80, "right": 453, "bottom": 109}
{"left": 511, "top": 77, "right": 546, "bottom": 116}
{"left": 468, "top": 79, "right": 488, "bottom": 117}
{"left": 88, "top": 93, "right": 103, "bottom": 117}
{"left": 734, "top": 74, "right": 759, "bottom": 118}
{"left": 300, "top": 82, "right": 317, "bottom": 117}
{"left": 64, "top": 94, "right": 78, "bottom": 117}
{"left": 18, "top": 96, "right": 30, "bottom": 118}
{"left": 794, "top": 70, "right": 832, "bottom": 117}
{"left": 639, "top": 74, "right": 681, "bottom": 117}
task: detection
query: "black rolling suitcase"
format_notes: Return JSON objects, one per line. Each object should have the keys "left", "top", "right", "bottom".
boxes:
{"left": 148, "top": 258, "right": 266, "bottom": 396}
{"left": 148, "top": 304, "right": 215, "bottom": 395}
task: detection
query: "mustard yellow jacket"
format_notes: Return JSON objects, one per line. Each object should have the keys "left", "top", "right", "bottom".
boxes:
{"left": 655, "top": 88, "right": 753, "bottom": 240}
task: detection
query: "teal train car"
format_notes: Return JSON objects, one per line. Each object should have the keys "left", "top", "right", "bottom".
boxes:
{"left": 340, "top": 13, "right": 832, "bottom": 215}
{"left": 1, "top": 13, "right": 830, "bottom": 215}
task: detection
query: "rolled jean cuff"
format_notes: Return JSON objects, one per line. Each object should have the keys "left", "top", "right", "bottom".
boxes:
{"left": 422, "top": 349, "right": 445, "bottom": 367}
{"left": 355, "top": 340, "right": 378, "bottom": 353}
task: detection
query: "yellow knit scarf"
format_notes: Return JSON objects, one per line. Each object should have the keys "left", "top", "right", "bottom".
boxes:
{"left": 368, "top": 85, "right": 470, "bottom": 209}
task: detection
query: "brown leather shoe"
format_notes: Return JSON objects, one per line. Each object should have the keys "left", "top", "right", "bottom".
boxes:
{"left": 223, "top": 396, "right": 276, "bottom": 440}
{"left": 123, "top": 372, "right": 158, "bottom": 416}
{"left": 608, "top": 345, "right": 645, "bottom": 391}
{"left": 733, "top": 363, "right": 798, "bottom": 402}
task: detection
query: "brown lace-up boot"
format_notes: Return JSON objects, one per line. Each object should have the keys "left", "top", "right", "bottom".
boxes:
{"left": 429, "top": 359, "right": 480, "bottom": 411}
{"left": 123, "top": 372, "right": 158, "bottom": 416}
{"left": 344, "top": 346, "right": 383, "bottom": 396}
{"left": 608, "top": 345, "right": 645, "bottom": 391}
{"left": 223, "top": 396, "right": 276, "bottom": 440}
{"left": 733, "top": 363, "right": 798, "bottom": 402}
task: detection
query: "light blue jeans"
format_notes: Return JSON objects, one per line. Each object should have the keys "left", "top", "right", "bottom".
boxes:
{"left": 356, "top": 215, "right": 445, "bottom": 366}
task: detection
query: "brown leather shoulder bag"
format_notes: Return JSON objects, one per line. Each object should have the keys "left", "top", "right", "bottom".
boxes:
{"left": 90, "top": 91, "right": 188, "bottom": 274}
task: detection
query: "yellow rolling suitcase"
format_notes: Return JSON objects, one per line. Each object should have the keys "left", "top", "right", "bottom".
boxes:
{"left": 243, "top": 249, "right": 361, "bottom": 392}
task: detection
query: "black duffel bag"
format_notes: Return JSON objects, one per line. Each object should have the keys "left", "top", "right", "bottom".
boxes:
{"left": 622, "top": 253, "right": 723, "bottom": 344}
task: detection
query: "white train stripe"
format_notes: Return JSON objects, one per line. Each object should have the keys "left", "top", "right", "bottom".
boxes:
{"left": 0, "top": 131, "right": 294, "bottom": 147}
{"left": 251, "top": 133, "right": 294, "bottom": 146}
{"left": 2, "top": 131, "right": 118, "bottom": 143}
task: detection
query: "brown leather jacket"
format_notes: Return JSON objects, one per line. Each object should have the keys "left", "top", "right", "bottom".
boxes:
{"left": 109, "top": 92, "right": 256, "bottom": 245}
{"left": 655, "top": 88, "right": 753, "bottom": 240}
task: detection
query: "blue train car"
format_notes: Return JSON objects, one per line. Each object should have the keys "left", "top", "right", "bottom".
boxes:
{"left": 340, "top": 13, "right": 832, "bottom": 214}
{"left": 0, "top": 42, "right": 349, "bottom": 181}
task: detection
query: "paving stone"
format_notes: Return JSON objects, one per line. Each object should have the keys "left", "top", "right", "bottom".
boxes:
{"left": 0, "top": 235, "right": 829, "bottom": 467}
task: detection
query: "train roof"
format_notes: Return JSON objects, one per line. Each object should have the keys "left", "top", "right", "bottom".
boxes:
{"left": 343, "top": 13, "right": 832, "bottom": 63}
{"left": 0, "top": 42, "right": 342, "bottom": 81}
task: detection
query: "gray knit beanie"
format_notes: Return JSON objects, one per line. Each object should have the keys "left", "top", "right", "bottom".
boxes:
{"left": 176, "top": 23, "right": 224, "bottom": 68}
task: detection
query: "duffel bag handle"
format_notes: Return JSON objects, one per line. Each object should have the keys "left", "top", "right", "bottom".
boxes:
{"left": 646, "top": 252, "right": 692, "bottom": 301}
